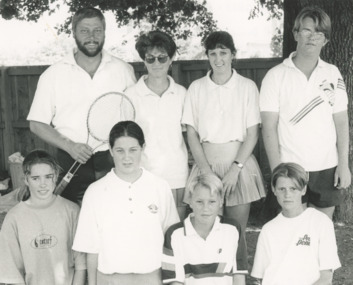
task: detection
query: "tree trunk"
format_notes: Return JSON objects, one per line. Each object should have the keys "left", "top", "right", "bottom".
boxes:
{"left": 283, "top": 0, "right": 353, "bottom": 222}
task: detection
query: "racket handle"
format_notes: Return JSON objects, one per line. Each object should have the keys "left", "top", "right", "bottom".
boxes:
{"left": 54, "top": 161, "right": 82, "bottom": 195}
{"left": 54, "top": 177, "right": 70, "bottom": 196}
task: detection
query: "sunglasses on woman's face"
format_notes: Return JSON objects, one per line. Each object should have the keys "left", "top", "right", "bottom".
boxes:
{"left": 145, "top": 54, "right": 169, "bottom": 64}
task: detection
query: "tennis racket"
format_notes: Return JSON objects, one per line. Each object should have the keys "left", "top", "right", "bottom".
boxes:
{"left": 54, "top": 91, "right": 135, "bottom": 195}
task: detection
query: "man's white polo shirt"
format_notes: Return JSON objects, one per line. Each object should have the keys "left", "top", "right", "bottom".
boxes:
{"left": 72, "top": 168, "right": 179, "bottom": 274}
{"left": 27, "top": 50, "right": 136, "bottom": 152}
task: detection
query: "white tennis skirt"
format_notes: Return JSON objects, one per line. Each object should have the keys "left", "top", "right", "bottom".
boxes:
{"left": 184, "top": 141, "right": 266, "bottom": 206}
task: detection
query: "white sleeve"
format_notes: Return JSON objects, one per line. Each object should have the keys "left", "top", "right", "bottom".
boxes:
{"left": 27, "top": 68, "right": 56, "bottom": 124}
{"left": 123, "top": 63, "right": 137, "bottom": 91}
{"left": 179, "top": 85, "right": 187, "bottom": 132}
{"left": 259, "top": 69, "right": 280, "bottom": 113}
{"left": 72, "top": 188, "right": 100, "bottom": 254}
{"left": 181, "top": 82, "right": 198, "bottom": 130}
{"left": 246, "top": 80, "right": 261, "bottom": 127}
{"left": 318, "top": 217, "right": 341, "bottom": 271}
{"left": 332, "top": 66, "right": 348, "bottom": 114}
{"left": 251, "top": 229, "right": 270, "bottom": 279}
{"left": 159, "top": 181, "right": 180, "bottom": 233}
{"left": 70, "top": 205, "right": 87, "bottom": 271}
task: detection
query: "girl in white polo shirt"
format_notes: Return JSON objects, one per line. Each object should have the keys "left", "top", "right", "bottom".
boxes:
{"left": 125, "top": 31, "right": 189, "bottom": 220}
{"left": 182, "top": 31, "right": 266, "bottom": 237}
{"left": 73, "top": 121, "right": 179, "bottom": 285}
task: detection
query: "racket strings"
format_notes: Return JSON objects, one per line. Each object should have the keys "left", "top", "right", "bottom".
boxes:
{"left": 87, "top": 93, "right": 135, "bottom": 143}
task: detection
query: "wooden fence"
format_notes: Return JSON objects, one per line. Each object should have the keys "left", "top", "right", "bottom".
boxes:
{"left": 0, "top": 58, "right": 282, "bottom": 181}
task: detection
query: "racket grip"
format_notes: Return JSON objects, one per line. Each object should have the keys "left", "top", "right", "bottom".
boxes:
{"left": 54, "top": 172, "right": 75, "bottom": 195}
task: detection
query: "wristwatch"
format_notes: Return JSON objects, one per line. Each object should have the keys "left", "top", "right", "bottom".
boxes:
{"left": 233, "top": 160, "right": 244, "bottom": 169}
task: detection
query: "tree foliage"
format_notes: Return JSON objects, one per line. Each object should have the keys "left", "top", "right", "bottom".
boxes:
{"left": 0, "top": 0, "right": 218, "bottom": 40}
{"left": 249, "top": 0, "right": 283, "bottom": 20}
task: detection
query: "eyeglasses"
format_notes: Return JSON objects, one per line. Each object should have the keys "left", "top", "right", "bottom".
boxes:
{"left": 299, "top": 29, "right": 325, "bottom": 39}
{"left": 145, "top": 55, "right": 169, "bottom": 64}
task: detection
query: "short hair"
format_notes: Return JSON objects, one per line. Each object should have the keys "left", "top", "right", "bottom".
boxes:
{"left": 204, "top": 31, "right": 237, "bottom": 55}
{"left": 271, "top": 162, "right": 309, "bottom": 190}
{"left": 292, "top": 6, "right": 331, "bottom": 40}
{"left": 109, "top": 121, "right": 145, "bottom": 148}
{"left": 188, "top": 173, "right": 223, "bottom": 197}
{"left": 72, "top": 7, "right": 106, "bottom": 32}
{"left": 135, "top": 31, "right": 177, "bottom": 60}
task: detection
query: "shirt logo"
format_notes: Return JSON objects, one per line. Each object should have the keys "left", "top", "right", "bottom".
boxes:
{"left": 31, "top": 234, "right": 58, "bottom": 249}
{"left": 289, "top": 79, "right": 335, "bottom": 125}
{"left": 148, "top": 204, "right": 158, "bottom": 214}
{"left": 296, "top": 234, "right": 311, "bottom": 246}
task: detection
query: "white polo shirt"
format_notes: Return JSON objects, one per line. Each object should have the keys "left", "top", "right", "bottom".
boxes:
{"left": 125, "top": 75, "right": 188, "bottom": 189}
{"left": 27, "top": 49, "right": 136, "bottom": 152}
{"left": 72, "top": 169, "right": 179, "bottom": 274}
{"left": 182, "top": 70, "right": 261, "bottom": 143}
{"left": 251, "top": 208, "right": 341, "bottom": 285}
{"left": 162, "top": 215, "right": 248, "bottom": 285}
{"left": 260, "top": 52, "right": 348, "bottom": 171}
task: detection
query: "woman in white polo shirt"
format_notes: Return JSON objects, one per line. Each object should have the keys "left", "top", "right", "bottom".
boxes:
{"left": 182, "top": 31, "right": 266, "bottom": 237}
{"left": 125, "top": 31, "right": 189, "bottom": 220}
{"left": 73, "top": 121, "right": 179, "bottom": 285}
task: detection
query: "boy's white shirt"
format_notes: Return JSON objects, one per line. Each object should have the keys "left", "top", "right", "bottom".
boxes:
{"left": 251, "top": 208, "right": 340, "bottom": 285}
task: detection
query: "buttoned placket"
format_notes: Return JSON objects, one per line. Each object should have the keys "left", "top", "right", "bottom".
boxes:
{"left": 128, "top": 183, "right": 134, "bottom": 214}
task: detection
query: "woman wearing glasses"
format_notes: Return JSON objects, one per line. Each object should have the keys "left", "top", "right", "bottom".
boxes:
{"left": 182, "top": 31, "right": 266, "bottom": 242}
{"left": 125, "top": 31, "right": 188, "bottom": 220}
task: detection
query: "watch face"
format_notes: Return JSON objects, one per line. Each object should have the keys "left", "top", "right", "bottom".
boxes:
{"left": 234, "top": 161, "right": 243, "bottom": 168}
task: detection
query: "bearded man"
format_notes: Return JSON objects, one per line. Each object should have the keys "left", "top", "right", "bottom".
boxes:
{"left": 27, "top": 7, "right": 136, "bottom": 203}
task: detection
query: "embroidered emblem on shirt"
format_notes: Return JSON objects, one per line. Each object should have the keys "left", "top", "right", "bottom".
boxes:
{"left": 296, "top": 234, "right": 311, "bottom": 246}
{"left": 148, "top": 204, "right": 158, "bottom": 214}
{"left": 289, "top": 80, "right": 336, "bottom": 125}
{"left": 31, "top": 234, "right": 58, "bottom": 249}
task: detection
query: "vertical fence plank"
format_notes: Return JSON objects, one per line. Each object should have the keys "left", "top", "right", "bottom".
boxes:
{"left": 0, "top": 68, "right": 7, "bottom": 172}
{"left": 1, "top": 67, "right": 15, "bottom": 170}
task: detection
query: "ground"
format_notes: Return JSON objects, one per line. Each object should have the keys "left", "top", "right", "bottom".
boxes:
{"left": 0, "top": 204, "right": 353, "bottom": 285}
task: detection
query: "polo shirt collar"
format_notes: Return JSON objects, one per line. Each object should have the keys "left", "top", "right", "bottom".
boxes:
{"left": 106, "top": 167, "right": 146, "bottom": 188}
{"left": 206, "top": 69, "right": 237, "bottom": 90}
{"left": 62, "top": 48, "right": 112, "bottom": 67}
{"left": 284, "top": 51, "right": 325, "bottom": 69}
{"left": 135, "top": 75, "right": 176, "bottom": 97}
{"left": 184, "top": 214, "right": 221, "bottom": 237}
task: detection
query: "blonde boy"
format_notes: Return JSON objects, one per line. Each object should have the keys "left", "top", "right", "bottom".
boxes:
{"left": 162, "top": 173, "right": 247, "bottom": 285}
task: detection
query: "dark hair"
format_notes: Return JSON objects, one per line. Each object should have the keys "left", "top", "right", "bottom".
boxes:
{"left": 293, "top": 6, "right": 331, "bottom": 40}
{"left": 22, "top": 149, "right": 61, "bottom": 201}
{"left": 271, "top": 162, "right": 309, "bottom": 190}
{"left": 72, "top": 7, "right": 106, "bottom": 32}
{"left": 135, "top": 31, "right": 177, "bottom": 60}
{"left": 204, "top": 31, "right": 237, "bottom": 55}
{"left": 109, "top": 121, "right": 145, "bottom": 148}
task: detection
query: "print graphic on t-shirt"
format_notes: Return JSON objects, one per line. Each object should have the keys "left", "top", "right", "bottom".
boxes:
{"left": 296, "top": 234, "right": 311, "bottom": 246}
{"left": 31, "top": 233, "right": 58, "bottom": 249}
{"left": 289, "top": 80, "right": 336, "bottom": 125}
